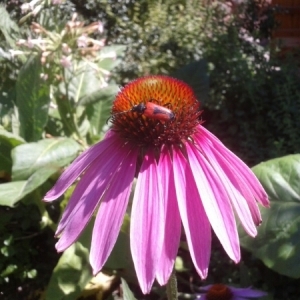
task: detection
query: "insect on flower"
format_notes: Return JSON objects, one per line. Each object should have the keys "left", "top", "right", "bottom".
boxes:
{"left": 131, "top": 102, "right": 175, "bottom": 121}
{"left": 109, "top": 99, "right": 175, "bottom": 123}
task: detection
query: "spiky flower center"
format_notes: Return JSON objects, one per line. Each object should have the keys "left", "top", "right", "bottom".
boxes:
{"left": 205, "top": 284, "right": 233, "bottom": 300}
{"left": 111, "top": 76, "right": 202, "bottom": 147}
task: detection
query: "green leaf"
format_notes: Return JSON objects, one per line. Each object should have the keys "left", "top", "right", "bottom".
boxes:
{"left": 0, "top": 181, "right": 27, "bottom": 207}
{"left": 45, "top": 219, "right": 93, "bottom": 300}
{"left": 85, "top": 85, "right": 118, "bottom": 138}
{"left": 16, "top": 56, "right": 50, "bottom": 142}
{"left": 105, "top": 231, "right": 131, "bottom": 270}
{"left": 101, "top": 45, "right": 126, "bottom": 58}
{"left": 45, "top": 242, "right": 92, "bottom": 300}
{"left": 121, "top": 278, "right": 137, "bottom": 300}
{"left": 60, "top": 62, "right": 104, "bottom": 104}
{"left": 0, "top": 5, "right": 20, "bottom": 48}
{"left": 0, "top": 166, "right": 60, "bottom": 207}
{"left": 172, "top": 59, "right": 209, "bottom": 104}
{"left": 0, "top": 129, "right": 24, "bottom": 147}
{"left": 0, "top": 129, "right": 24, "bottom": 173}
{"left": 98, "top": 45, "right": 126, "bottom": 71}
{"left": 239, "top": 154, "right": 300, "bottom": 278}
{"left": 77, "top": 83, "right": 118, "bottom": 107}
{"left": 0, "top": 89, "right": 15, "bottom": 120}
{"left": 11, "top": 138, "right": 81, "bottom": 180}
{"left": 0, "top": 145, "right": 12, "bottom": 174}
{"left": 105, "top": 216, "right": 137, "bottom": 284}
{"left": 1, "top": 264, "right": 17, "bottom": 277}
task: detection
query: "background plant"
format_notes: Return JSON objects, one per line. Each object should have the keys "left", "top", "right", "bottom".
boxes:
{"left": 71, "top": 0, "right": 300, "bottom": 166}
{"left": 202, "top": 20, "right": 300, "bottom": 165}
{"left": 0, "top": 1, "right": 124, "bottom": 298}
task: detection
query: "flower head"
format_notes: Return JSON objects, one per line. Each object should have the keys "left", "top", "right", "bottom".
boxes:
{"left": 198, "top": 284, "right": 267, "bottom": 300}
{"left": 44, "top": 75, "right": 269, "bottom": 294}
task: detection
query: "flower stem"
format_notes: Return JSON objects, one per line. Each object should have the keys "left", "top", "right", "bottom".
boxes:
{"left": 166, "top": 270, "right": 178, "bottom": 300}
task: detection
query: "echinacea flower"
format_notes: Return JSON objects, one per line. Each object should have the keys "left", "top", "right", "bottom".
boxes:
{"left": 198, "top": 284, "right": 267, "bottom": 300}
{"left": 44, "top": 75, "right": 269, "bottom": 294}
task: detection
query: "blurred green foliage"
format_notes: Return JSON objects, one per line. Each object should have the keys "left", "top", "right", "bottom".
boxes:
{"left": 72, "top": 0, "right": 300, "bottom": 165}
{"left": 74, "top": 0, "right": 210, "bottom": 82}
{"left": 0, "top": 1, "right": 124, "bottom": 297}
{"left": 202, "top": 23, "right": 300, "bottom": 165}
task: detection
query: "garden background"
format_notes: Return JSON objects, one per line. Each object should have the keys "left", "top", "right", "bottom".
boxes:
{"left": 0, "top": 0, "right": 300, "bottom": 299}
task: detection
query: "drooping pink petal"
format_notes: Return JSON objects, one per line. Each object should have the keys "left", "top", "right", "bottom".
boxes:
{"left": 44, "top": 130, "right": 120, "bottom": 201}
{"left": 186, "top": 142, "right": 240, "bottom": 263}
{"left": 130, "top": 151, "right": 164, "bottom": 294}
{"left": 55, "top": 143, "right": 133, "bottom": 252}
{"left": 56, "top": 141, "right": 128, "bottom": 236}
{"left": 208, "top": 151, "right": 263, "bottom": 226}
{"left": 90, "top": 148, "right": 138, "bottom": 274}
{"left": 197, "top": 138, "right": 257, "bottom": 237}
{"left": 194, "top": 127, "right": 266, "bottom": 225}
{"left": 200, "top": 134, "right": 263, "bottom": 226}
{"left": 198, "top": 126, "right": 269, "bottom": 206}
{"left": 172, "top": 147, "right": 211, "bottom": 279}
{"left": 155, "top": 146, "right": 181, "bottom": 286}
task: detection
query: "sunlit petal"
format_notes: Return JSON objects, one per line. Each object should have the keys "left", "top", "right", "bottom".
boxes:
{"left": 173, "top": 147, "right": 211, "bottom": 278}
{"left": 186, "top": 142, "right": 240, "bottom": 262}
{"left": 156, "top": 146, "right": 181, "bottom": 285}
{"left": 56, "top": 144, "right": 133, "bottom": 252}
{"left": 56, "top": 142, "right": 126, "bottom": 235}
{"left": 90, "top": 148, "right": 138, "bottom": 273}
{"left": 130, "top": 151, "right": 164, "bottom": 294}
{"left": 44, "top": 131, "right": 120, "bottom": 201}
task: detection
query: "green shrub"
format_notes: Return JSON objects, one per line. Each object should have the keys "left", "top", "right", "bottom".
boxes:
{"left": 202, "top": 22, "right": 300, "bottom": 165}
{"left": 73, "top": 0, "right": 300, "bottom": 165}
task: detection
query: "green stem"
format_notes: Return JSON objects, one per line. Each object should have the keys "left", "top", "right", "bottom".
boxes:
{"left": 57, "top": 67, "right": 82, "bottom": 140}
{"left": 166, "top": 270, "right": 178, "bottom": 300}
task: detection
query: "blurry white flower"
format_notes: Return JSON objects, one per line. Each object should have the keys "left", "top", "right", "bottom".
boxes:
{"left": 21, "top": 3, "right": 32, "bottom": 14}
{"left": 40, "top": 73, "right": 48, "bottom": 81}
{"left": 62, "top": 43, "right": 72, "bottom": 54}
{"left": 97, "top": 22, "right": 104, "bottom": 34}
{"left": 60, "top": 56, "right": 72, "bottom": 68}
{"left": 77, "top": 35, "right": 88, "bottom": 48}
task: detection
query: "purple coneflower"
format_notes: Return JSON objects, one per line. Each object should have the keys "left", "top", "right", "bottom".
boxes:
{"left": 44, "top": 76, "right": 269, "bottom": 294}
{"left": 198, "top": 284, "right": 267, "bottom": 300}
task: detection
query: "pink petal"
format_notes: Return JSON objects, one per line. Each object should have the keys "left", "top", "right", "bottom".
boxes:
{"left": 44, "top": 130, "right": 120, "bottom": 201}
{"left": 130, "top": 151, "right": 164, "bottom": 294}
{"left": 56, "top": 142, "right": 127, "bottom": 236}
{"left": 198, "top": 138, "right": 257, "bottom": 237}
{"left": 198, "top": 126, "right": 269, "bottom": 207}
{"left": 55, "top": 144, "right": 133, "bottom": 252}
{"left": 172, "top": 147, "right": 211, "bottom": 279}
{"left": 155, "top": 146, "right": 181, "bottom": 286}
{"left": 90, "top": 148, "right": 138, "bottom": 274}
{"left": 186, "top": 142, "right": 240, "bottom": 263}
{"left": 203, "top": 138, "right": 263, "bottom": 226}
{"left": 194, "top": 127, "right": 266, "bottom": 225}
